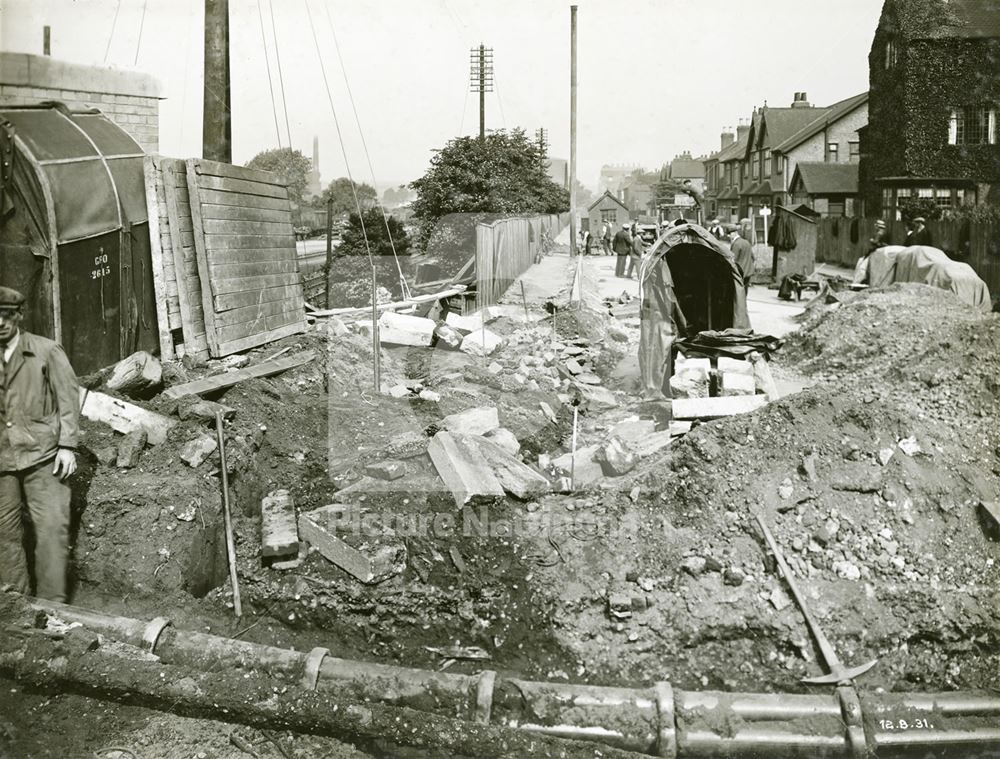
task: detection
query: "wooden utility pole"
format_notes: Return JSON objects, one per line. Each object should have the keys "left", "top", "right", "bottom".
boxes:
{"left": 569, "top": 6, "right": 578, "bottom": 257}
{"left": 469, "top": 45, "right": 493, "bottom": 139}
{"left": 203, "top": 0, "right": 232, "bottom": 163}
{"left": 324, "top": 198, "right": 334, "bottom": 309}
{"left": 43, "top": 26, "right": 51, "bottom": 56}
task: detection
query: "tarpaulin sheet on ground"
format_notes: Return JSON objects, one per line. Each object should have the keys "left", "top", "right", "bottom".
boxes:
{"left": 867, "top": 245, "right": 991, "bottom": 312}
{"left": 638, "top": 221, "right": 751, "bottom": 399}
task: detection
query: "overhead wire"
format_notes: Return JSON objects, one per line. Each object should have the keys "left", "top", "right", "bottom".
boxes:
{"left": 303, "top": 0, "right": 375, "bottom": 270}
{"left": 322, "top": 1, "right": 411, "bottom": 299}
{"left": 257, "top": 0, "right": 284, "bottom": 148}
{"left": 269, "top": 0, "right": 294, "bottom": 149}
{"left": 103, "top": 0, "right": 121, "bottom": 63}
{"left": 133, "top": 0, "right": 147, "bottom": 66}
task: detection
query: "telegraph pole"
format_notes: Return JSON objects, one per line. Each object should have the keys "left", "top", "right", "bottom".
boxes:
{"left": 536, "top": 128, "right": 549, "bottom": 170}
{"left": 203, "top": 0, "right": 232, "bottom": 163}
{"left": 569, "top": 6, "right": 578, "bottom": 257}
{"left": 469, "top": 44, "right": 493, "bottom": 139}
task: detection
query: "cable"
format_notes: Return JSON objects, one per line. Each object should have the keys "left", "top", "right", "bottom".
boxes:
{"left": 268, "top": 0, "right": 293, "bottom": 149}
{"left": 459, "top": 85, "right": 469, "bottom": 136}
{"left": 303, "top": 0, "right": 374, "bottom": 270}
{"left": 493, "top": 70, "right": 508, "bottom": 130}
{"left": 103, "top": 0, "right": 121, "bottom": 63}
{"left": 322, "top": 1, "right": 410, "bottom": 298}
{"left": 133, "top": 0, "right": 147, "bottom": 66}
{"left": 257, "top": 0, "right": 283, "bottom": 148}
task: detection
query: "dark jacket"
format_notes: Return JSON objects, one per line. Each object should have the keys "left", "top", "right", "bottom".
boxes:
{"left": 905, "top": 227, "right": 932, "bottom": 247}
{"left": 0, "top": 331, "right": 80, "bottom": 472}
{"left": 613, "top": 229, "right": 632, "bottom": 255}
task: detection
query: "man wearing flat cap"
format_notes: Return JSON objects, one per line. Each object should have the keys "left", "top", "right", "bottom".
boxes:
{"left": 0, "top": 286, "right": 79, "bottom": 602}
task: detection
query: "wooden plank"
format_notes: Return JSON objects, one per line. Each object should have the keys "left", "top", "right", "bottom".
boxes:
{"left": 79, "top": 388, "right": 176, "bottom": 445}
{"left": 309, "top": 286, "right": 465, "bottom": 318}
{"left": 750, "top": 352, "right": 780, "bottom": 402}
{"left": 209, "top": 260, "right": 300, "bottom": 279}
{"left": 210, "top": 298, "right": 302, "bottom": 325}
{"left": 193, "top": 173, "right": 288, "bottom": 200}
{"left": 212, "top": 285, "right": 302, "bottom": 312}
{"left": 201, "top": 204, "right": 294, "bottom": 223}
{"left": 215, "top": 320, "right": 305, "bottom": 356}
{"left": 142, "top": 155, "right": 175, "bottom": 360}
{"left": 205, "top": 247, "right": 301, "bottom": 264}
{"left": 215, "top": 308, "right": 303, "bottom": 344}
{"left": 202, "top": 218, "right": 295, "bottom": 236}
{"left": 164, "top": 162, "right": 209, "bottom": 358}
{"left": 163, "top": 349, "right": 315, "bottom": 399}
{"left": 671, "top": 394, "right": 768, "bottom": 420}
{"left": 195, "top": 189, "right": 291, "bottom": 212}
{"left": 191, "top": 157, "right": 290, "bottom": 188}
{"left": 209, "top": 272, "right": 301, "bottom": 295}
{"left": 186, "top": 158, "right": 223, "bottom": 356}
{"left": 203, "top": 233, "right": 296, "bottom": 250}
{"left": 298, "top": 505, "right": 404, "bottom": 584}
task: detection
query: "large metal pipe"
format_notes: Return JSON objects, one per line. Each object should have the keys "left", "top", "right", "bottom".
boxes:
{"left": 30, "top": 599, "right": 1000, "bottom": 758}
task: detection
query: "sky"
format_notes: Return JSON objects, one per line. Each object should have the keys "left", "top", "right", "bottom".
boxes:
{"left": 1, "top": 0, "right": 884, "bottom": 192}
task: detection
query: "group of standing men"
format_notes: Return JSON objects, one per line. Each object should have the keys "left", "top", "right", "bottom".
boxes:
{"left": 612, "top": 221, "right": 646, "bottom": 279}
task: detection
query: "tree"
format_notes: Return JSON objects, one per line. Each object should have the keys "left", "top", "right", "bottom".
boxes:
{"left": 315, "top": 177, "right": 377, "bottom": 216}
{"left": 326, "top": 208, "right": 412, "bottom": 308}
{"left": 410, "top": 129, "right": 569, "bottom": 271}
{"left": 245, "top": 148, "right": 311, "bottom": 208}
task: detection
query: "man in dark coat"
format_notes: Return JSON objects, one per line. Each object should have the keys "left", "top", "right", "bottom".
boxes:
{"left": 905, "top": 217, "right": 932, "bottom": 247}
{"left": 626, "top": 224, "right": 645, "bottom": 279}
{"left": 613, "top": 221, "right": 633, "bottom": 277}
{"left": 727, "top": 228, "right": 754, "bottom": 292}
{"left": 0, "top": 287, "right": 79, "bottom": 602}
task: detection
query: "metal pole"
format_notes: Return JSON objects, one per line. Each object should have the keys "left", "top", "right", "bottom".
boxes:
{"left": 215, "top": 413, "right": 241, "bottom": 618}
{"left": 479, "top": 44, "right": 486, "bottom": 140}
{"left": 569, "top": 6, "right": 578, "bottom": 257}
{"left": 43, "top": 26, "right": 51, "bottom": 55}
{"left": 324, "top": 198, "right": 334, "bottom": 309}
{"left": 203, "top": 0, "right": 232, "bottom": 163}
{"left": 371, "top": 267, "right": 380, "bottom": 393}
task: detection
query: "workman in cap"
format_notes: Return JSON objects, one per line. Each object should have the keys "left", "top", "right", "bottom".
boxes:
{"left": 727, "top": 228, "right": 754, "bottom": 293}
{"left": 612, "top": 221, "right": 633, "bottom": 277}
{"left": 0, "top": 287, "right": 79, "bottom": 602}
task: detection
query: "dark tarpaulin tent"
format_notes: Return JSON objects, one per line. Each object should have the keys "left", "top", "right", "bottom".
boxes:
{"left": 0, "top": 103, "right": 157, "bottom": 374}
{"left": 638, "top": 221, "right": 751, "bottom": 399}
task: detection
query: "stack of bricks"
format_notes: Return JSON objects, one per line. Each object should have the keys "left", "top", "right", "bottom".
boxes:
{"left": 0, "top": 52, "right": 163, "bottom": 152}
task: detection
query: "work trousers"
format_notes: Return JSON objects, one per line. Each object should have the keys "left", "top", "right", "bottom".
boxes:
{"left": 626, "top": 252, "right": 641, "bottom": 278}
{"left": 0, "top": 460, "right": 71, "bottom": 602}
{"left": 615, "top": 253, "right": 628, "bottom": 276}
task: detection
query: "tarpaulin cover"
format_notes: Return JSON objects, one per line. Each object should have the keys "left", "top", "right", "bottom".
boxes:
{"left": 638, "top": 222, "right": 751, "bottom": 399}
{"left": 0, "top": 106, "right": 146, "bottom": 244}
{"left": 868, "top": 245, "right": 992, "bottom": 312}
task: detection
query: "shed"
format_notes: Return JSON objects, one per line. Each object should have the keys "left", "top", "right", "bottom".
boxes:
{"left": 0, "top": 103, "right": 158, "bottom": 374}
{"left": 588, "top": 191, "right": 630, "bottom": 233}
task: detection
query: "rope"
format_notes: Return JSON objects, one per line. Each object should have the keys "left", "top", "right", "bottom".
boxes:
{"left": 257, "top": 0, "right": 283, "bottom": 148}
{"left": 103, "top": 0, "right": 121, "bottom": 63}
{"left": 269, "top": 0, "right": 293, "bottom": 149}
{"left": 322, "top": 3, "right": 410, "bottom": 299}
{"left": 133, "top": 0, "right": 147, "bottom": 66}
{"left": 303, "top": 0, "right": 375, "bottom": 271}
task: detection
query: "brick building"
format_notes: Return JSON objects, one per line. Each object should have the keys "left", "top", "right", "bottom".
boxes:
{"left": 861, "top": 0, "right": 1000, "bottom": 216}
{"left": 0, "top": 52, "right": 163, "bottom": 152}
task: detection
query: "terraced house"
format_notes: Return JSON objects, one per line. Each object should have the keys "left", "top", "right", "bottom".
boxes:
{"left": 861, "top": 0, "right": 1000, "bottom": 216}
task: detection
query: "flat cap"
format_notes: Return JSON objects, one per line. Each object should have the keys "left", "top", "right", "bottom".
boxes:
{"left": 913, "top": 216, "right": 926, "bottom": 223}
{"left": 0, "top": 287, "right": 25, "bottom": 308}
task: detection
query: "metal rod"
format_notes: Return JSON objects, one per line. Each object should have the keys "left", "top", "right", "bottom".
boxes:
{"left": 324, "top": 197, "right": 334, "bottom": 309}
{"left": 520, "top": 280, "right": 530, "bottom": 322}
{"left": 371, "top": 266, "right": 380, "bottom": 393}
{"left": 215, "top": 412, "right": 241, "bottom": 617}
{"left": 570, "top": 406, "right": 578, "bottom": 490}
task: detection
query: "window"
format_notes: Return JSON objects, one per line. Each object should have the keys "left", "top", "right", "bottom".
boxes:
{"left": 849, "top": 141, "right": 860, "bottom": 163}
{"left": 829, "top": 200, "right": 845, "bottom": 216}
{"left": 600, "top": 209, "right": 616, "bottom": 223}
{"left": 826, "top": 142, "right": 839, "bottom": 162}
{"left": 775, "top": 154, "right": 784, "bottom": 173}
{"left": 763, "top": 149, "right": 772, "bottom": 176}
{"left": 724, "top": 164, "right": 732, "bottom": 186}
{"left": 751, "top": 154, "right": 759, "bottom": 179}
{"left": 917, "top": 188, "right": 933, "bottom": 199}
{"left": 949, "top": 105, "right": 998, "bottom": 145}
{"left": 935, "top": 188, "right": 952, "bottom": 208}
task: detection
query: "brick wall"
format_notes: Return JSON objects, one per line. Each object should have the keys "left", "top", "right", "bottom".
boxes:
{"left": 0, "top": 53, "right": 163, "bottom": 152}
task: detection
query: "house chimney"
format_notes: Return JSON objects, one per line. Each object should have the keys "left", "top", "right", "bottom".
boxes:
{"left": 721, "top": 128, "right": 735, "bottom": 149}
{"left": 791, "top": 91, "right": 811, "bottom": 108}
{"left": 736, "top": 119, "right": 750, "bottom": 142}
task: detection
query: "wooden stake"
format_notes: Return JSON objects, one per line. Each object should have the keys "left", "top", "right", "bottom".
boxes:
{"left": 570, "top": 406, "right": 578, "bottom": 491}
{"left": 520, "top": 280, "right": 530, "bottom": 322}
{"left": 215, "top": 412, "right": 242, "bottom": 618}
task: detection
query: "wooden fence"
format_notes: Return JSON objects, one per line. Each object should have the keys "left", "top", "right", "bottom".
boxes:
{"left": 814, "top": 217, "right": 1000, "bottom": 295}
{"left": 474, "top": 212, "right": 569, "bottom": 309}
